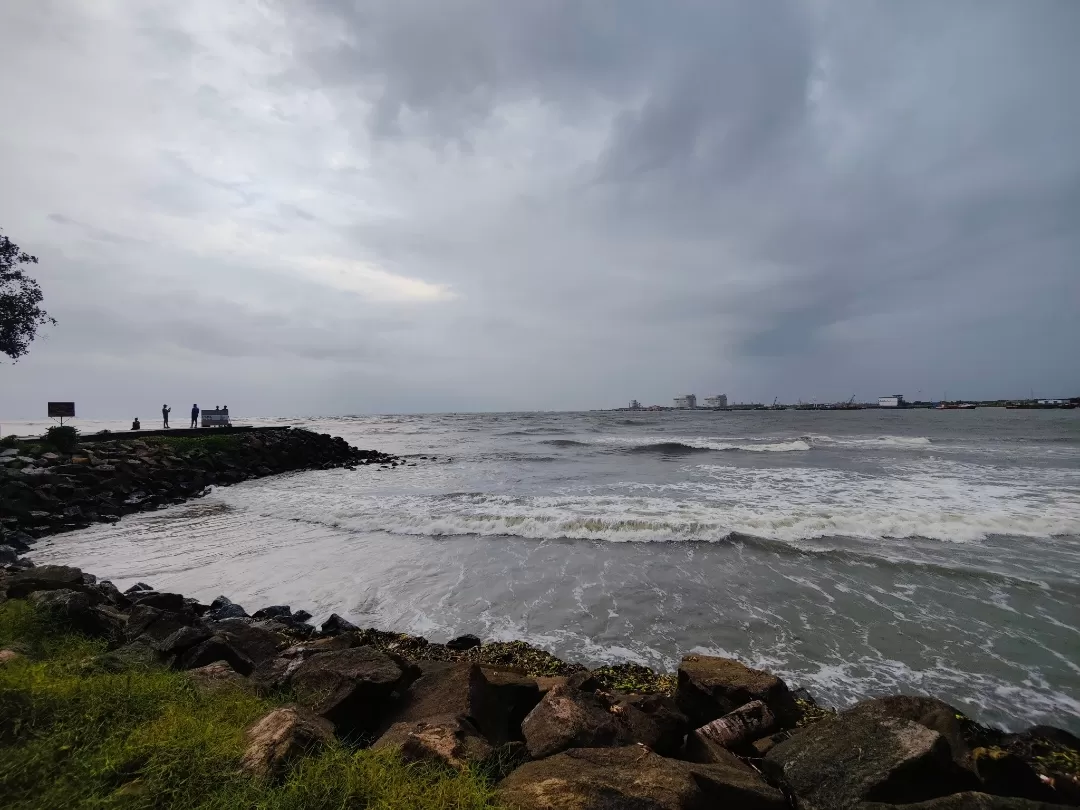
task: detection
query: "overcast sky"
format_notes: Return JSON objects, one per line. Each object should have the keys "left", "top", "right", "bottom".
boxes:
{"left": 1, "top": 1, "right": 1077, "bottom": 416}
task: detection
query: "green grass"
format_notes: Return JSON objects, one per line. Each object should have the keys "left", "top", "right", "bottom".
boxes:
{"left": 0, "top": 601, "right": 504, "bottom": 809}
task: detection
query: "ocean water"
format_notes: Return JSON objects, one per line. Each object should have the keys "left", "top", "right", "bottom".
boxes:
{"left": 23, "top": 409, "right": 1080, "bottom": 733}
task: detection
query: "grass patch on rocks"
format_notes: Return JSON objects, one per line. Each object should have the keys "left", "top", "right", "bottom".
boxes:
{"left": 0, "top": 601, "right": 503, "bottom": 809}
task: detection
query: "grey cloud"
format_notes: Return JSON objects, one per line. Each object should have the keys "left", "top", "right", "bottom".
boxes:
{"left": 0, "top": 0, "right": 1077, "bottom": 416}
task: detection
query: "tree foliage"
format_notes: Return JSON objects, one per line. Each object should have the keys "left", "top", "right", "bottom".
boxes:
{"left": 1, "top": 228, "right": 55, "bottom": 361}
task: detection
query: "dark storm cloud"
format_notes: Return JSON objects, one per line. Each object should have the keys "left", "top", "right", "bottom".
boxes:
{"left": 0, "top": 0, "right": 1077, "bottom": 416}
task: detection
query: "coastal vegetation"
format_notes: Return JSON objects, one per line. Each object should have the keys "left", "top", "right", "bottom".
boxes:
{"left": 0, "top": 227, "right": 54, "bottom": 362}
{"left": 0, "top": 600, "right": 502, "bottom": 809}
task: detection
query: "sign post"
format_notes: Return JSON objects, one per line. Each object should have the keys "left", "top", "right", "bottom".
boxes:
{"left": 47, "top": 402, "right": 76, "bottom": 427}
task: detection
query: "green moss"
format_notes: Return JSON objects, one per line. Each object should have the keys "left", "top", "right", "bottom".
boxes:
{"left": 795, "top": 697, "right": 836, "bottom": 728}
{"left": 0, "top": 601, "right": 504, "bottom": 809}
{"left": 590, "top": 663, "right": 676, "bottom": 695}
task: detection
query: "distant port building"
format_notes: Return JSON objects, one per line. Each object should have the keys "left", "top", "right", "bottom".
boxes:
{"left": 878, "top": 394, "right": 906, "bottom": 408}
{"left": 702, "top": 395, "right": 728, "bottom": 408}
{"left": 673, "top": 394, "right": 698, "bottom": 409}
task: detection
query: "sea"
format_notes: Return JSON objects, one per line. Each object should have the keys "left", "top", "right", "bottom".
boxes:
{"left": 14, "top": 409, "right": 1080, "bottom": 734}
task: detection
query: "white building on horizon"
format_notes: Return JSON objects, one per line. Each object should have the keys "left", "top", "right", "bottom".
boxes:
{"left": 702, "top": 395, "right": 728, "bottom": 408}
{"left": 878, "top": 394, "right": 905, "bottom": 408}
{"left": 673, "top": 394, "right": 698, "bottom": 409}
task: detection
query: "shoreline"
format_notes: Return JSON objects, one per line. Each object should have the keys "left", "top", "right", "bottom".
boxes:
{"left": 1, "top": 556, "right": 1078, "bottom": 807}
{"left": 1, "top": 427, "right": 403, "bottom": 547}
{"left": 4, "top": 429, "right": 1079, "bottom": 806}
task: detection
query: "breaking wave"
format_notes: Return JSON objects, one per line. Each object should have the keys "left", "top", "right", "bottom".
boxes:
{"left": 807, "top": 434, "right": 933, "bottom": 448}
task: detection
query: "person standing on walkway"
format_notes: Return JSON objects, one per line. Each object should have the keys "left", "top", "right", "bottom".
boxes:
{"left": 162, "top": 404, "right": 171, "bottom": 428}
{"left": 190, "top": 403, "right": 199, "bottom": 428}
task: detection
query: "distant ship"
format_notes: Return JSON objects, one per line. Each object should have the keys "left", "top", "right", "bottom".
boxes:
{"left": 936, "top": 402, "right": 977, "bottom": 410}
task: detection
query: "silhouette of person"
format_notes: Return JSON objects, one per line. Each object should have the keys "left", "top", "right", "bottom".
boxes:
{"left": 190, "top": 404, "right": 199, "bottom": 428}
{"left": 162, "top": 404, "right": 171, "bottom": 428}
{"left": 131, "top": 417, "right": 141, "bottom": 430}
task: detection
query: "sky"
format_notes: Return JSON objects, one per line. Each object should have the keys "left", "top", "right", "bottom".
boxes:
{"left": 1, "top": 0, "right": 1077, "bottom": 417}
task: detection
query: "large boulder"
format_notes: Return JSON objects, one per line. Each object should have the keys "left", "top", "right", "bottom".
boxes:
{"left": 286, "top": 647, "right": 417, "bottom": 734}
{"left": 766, "top": 709, "right": 980, "bottom": 808}
{"left": 613, "top": 693, "right": 690, "bottom": 756}
{"left": 845, "top": 695, "right": 974, "bottom": 768}
{"left": 208, "top": 621, "right": 289, "bottom": 667}
{"left": 28, "top": 588, "right": 92, "bottom": 621}
{"left": 676, "top": 654, "right": 799, "bottom": 729}
{"left": 125, "top": 605, "right": 197, "bottom": 644}
{"left": 186, "top": 660, "right": 249, "bottom": 690}
{"left": 131, "top": 591, "right": 186, "bottom": 612}
{"left": 521, "top": 684, "right": 689, "bottom": 759}
{"left": 181, "top": 636, "right": 254, "bottom": 674}
{"left": 374, "top": 714, "right": 495, "bottom": 771}
{"left": 156, "top": 626, "right": 214, "bottom": 659}
{"left": 4, "top": 565, "right": 96, "bottom": 599}
{"left": 375, "top": 661, "right": 540, "bottom": 748}
{"left": 469, "top": 666, "right": 542, "bottom": 746}
{"left": 320, "top": 613, "right": 358, "bottom": 635}
{"left": 498, "top": 746, "right": 786, "bottom": 810}
{"left": 858, "top": 792, "right": 1073, "bottom": 809}
{"left": 971, "top": 747, "right": 1056, "bottom": 803}
{"left": 240, "top": 706, "right": 334, "bottom": 779}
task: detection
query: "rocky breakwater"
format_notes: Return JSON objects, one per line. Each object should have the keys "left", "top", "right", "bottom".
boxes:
{"left": 1, "top": 557, "right": 1078, "bottom": 809}
{"left": 0, "top": 429, "right": 401, "bottom": 548}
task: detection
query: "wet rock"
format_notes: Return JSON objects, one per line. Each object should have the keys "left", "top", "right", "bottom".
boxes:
{"left": 375, "top": 715, "right": 495, "bottom": 771}
{"left": 858, "top": 792, "right": 1071, "bottom": 809}
{"left": 535, "top": 675, "right": 568, "bottom": 697}
{"left": 208, "top": 621, "right": 289, "bottom": 667}
{"left": 291, "top": 610, "right": 312, "bottom": 623}
{"left": 28, "top": 588, "right": 92, "bottom": 621}
{"left": 320, "top": 613, "right": 358, "bottom": 635}
{"left": 683, "top": 729, "right": 762, "bottom": 769}
{"left": 446, "top": 633, "right": 482, "bottom": 650}
{"left": 0, "top": 546, "right": 18, "bottom": 565}
{"left": 766, "top": 710, "right": 979, "bottom": 808}
{"left": 286, "top": 646, "right": 417, "bottom": 734}
{"left": 125, "top": 605, "right": 197, "bottom": 644}
{"left": 94, "top": 580, "right": 131, "bottom": 609}
{"left": 469, "top": 666, "right": 542, "bottom": 746}
{"left": 4, "top": 565, "right": 94, "bottom": 599}
{"left": 241, "top": 706, "right": 334, "bottom": 780}
{"left": 614, "top": 693, "right": 690, "bottom": 756}
{"left": 251, "top": 605, "right": 292, "bottom": 621}
{"left": 846, "top": 695, "right": 975, "bottom": 768}
{"left": 209, "top": 602, "right": 248, "bottom": 620}
{"left": 676, "top": 654, "right": 800, "bottom": 729}
{"left": 521, "top": 683, "right": 682, "bottom": 759}
{"left": 521, "top": 685, "right": 619, "bottom": 759}
{"left": 179, "top": 636, "right": 256, "bottom": 676}
{"left": 972, "top": 747, "right": 1056, "bottom": 803}
{"left": 186, "top": 661, "right": 248, "bottom": 690}
{"left": 132, "top": 591, "right": 186, "bottom": 612}
{"left": 124, "top": 582, "right": 154, "bottom": 594}
{"left": 156, "top": 626, "right": 213, "bottom": 658}
{"left": 499, "top": 746, "right": 786, "bottom": 810}
{"left": 692, "top": 699, "right": 778, "bottom": 755}
{"left": 751, "top": 729, "right": 799, "bottom": 757}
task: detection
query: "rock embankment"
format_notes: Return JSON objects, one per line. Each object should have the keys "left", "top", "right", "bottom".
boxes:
{"left": 0, "top": 429, "right": 401, "bottom": 546}
{"left": 1, "top": 559, "right": 1078, "bottom": 809}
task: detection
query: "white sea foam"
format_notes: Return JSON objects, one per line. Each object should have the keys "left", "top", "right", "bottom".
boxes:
{"left": 805, "top": 434, "right": 933, "bottom": 448}
{"left": 222, "top": 465, "right": 1080, "bottom": 546}
{"left": 590, "top": 435, "right": 811, "bottom": 453}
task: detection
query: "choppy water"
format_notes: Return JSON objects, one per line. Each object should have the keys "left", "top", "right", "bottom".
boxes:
{"left": 25, "top": 410, "right": 1080, "bottom": 733}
